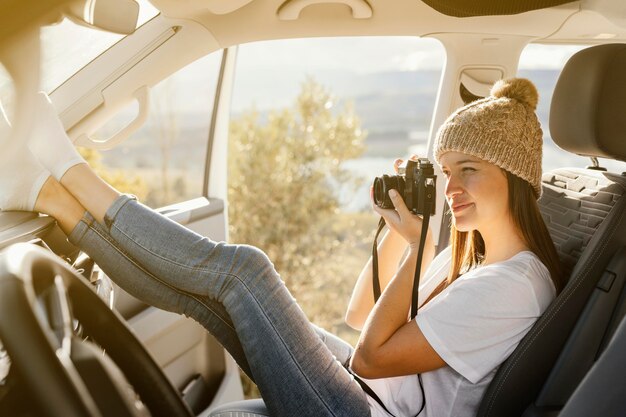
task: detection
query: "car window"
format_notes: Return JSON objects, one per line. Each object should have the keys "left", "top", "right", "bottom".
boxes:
{"left": 229, "top": 37, "right": 445, "bottom": 350}
{"left": 518, "top": 43, "right": 626, "bottom": 173}
{"left": 0, "top": 64, "right": 14, "bottom": 122}
{"left": 41, "top": 0, "right": 159, "bottom": 92}
{"left": 82, "top": 51, "right": 223, "bottom": 208}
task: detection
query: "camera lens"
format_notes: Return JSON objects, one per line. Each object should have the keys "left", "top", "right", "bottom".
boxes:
{"left": 373, "top": 175, "right": 404, "bottom": 209}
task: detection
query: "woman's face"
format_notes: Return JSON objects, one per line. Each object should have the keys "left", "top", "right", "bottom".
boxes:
{"left": 439, "top": 151, "right": 509, "bottom": 234}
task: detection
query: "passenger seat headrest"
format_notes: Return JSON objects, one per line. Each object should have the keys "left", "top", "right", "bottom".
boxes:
{"left": 550, "top": 44, "right": 626, "bottom": 161}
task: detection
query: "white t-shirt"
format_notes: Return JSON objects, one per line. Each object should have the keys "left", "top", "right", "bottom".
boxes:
{"left": 361, "top": 246, "right": 556, "bottom": 417}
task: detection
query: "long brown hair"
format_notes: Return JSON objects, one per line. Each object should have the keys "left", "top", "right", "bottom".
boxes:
{"left": 444, "top": 171, "right": 563, "bottom": 294}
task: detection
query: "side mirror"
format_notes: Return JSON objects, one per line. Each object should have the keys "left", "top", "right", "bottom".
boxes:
{"left": 65, "top": 0, "right": 139, "bottom": 35}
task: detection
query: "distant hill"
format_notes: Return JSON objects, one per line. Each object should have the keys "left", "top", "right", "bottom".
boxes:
{"left": 232, "top": 68, "right": 559, "bottom": 135}
{"left": 102, "top": 68, "right": 624, "bottom": 173}
{"left": 230, "top": 69, "right": 562, "bottom": 155}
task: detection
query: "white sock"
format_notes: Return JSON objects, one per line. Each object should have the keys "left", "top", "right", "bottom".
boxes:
{"left": 28, "top": 92, "right": 85, "bottom": 181}
{"left": 0, "top": 105, "right": 51, "bottom": 212}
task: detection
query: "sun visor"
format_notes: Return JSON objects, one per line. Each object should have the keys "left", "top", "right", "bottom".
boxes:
{"left": 550, "top": 44, "right": 626, "bottom": 161}
{"left": 420, "top": 0, "right": 575, "bottom": 17}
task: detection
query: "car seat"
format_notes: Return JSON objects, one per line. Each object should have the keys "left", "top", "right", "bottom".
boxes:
{"left": 207, "top": 44, "right": 626, "bottom": 417}
{"left": 478, "top": 43, "right": 626, "bottom": 417}
{"left": 557, "top": 312, "right": 626, "bottom": 417}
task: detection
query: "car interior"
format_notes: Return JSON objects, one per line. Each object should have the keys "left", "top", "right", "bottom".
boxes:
{"left": 0, "top": 0, "right": 625, "bottom": 416}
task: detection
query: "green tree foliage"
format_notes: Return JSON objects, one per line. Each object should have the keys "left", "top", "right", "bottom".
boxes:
{"left": 78, "top": 147, "right": 148, "bottom": 200}
{"left": 228, "top": 78, "right": 366, "bottom": 282}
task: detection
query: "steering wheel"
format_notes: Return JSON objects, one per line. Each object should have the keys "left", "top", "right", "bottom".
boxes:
{"left": 0, "top": 243, "right": 194, "bottom": 417}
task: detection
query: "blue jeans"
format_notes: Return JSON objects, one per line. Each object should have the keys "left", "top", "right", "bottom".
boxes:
{"left": 68, "top": 195, "right": 370, "bottom": 417}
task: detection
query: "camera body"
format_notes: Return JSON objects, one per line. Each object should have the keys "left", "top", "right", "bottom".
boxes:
{"left": 373, "top": 158, "right": 436, "bottom": 215}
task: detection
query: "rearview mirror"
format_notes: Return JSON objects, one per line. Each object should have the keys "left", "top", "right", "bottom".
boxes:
{"left": 65, "top": 0, "right": 139, "bottom": 35}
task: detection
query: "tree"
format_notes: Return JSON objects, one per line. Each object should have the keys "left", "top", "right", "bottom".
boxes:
{"left": 150, "top": 79, "right": 179, "bottom": 205}
{"left": 78, "top": 147, "right": 148, "bottom": 200}
{"left": 228, "top": 78, "right": 366, "bottom": 284}
{"left": 228, "top": 77, "right": 371, "bottom": 398}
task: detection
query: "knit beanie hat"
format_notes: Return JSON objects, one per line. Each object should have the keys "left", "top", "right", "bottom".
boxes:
{"left": 434, "top": 78, "right": 543, "bottom": 198}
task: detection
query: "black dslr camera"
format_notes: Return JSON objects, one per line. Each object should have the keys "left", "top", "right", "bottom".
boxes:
{"left": 373, "top": 158, "right": 437, "bottom": 215}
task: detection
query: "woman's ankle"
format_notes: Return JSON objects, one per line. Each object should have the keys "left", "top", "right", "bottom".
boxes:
{"left": 59, "top": 163, "right": 120, "bottom": 225}
{"left": 34, "top": 177, "right": 85, "bottom": 235}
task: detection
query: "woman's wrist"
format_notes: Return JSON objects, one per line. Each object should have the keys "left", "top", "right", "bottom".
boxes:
{"left": 408, "top": 225, "right": 430, "bottom": 252}
{"left": 381, "top": 227, "right": 408, "bottom": 249}
{"left": 408, "top": 242, "right": 422, "bottom": 254}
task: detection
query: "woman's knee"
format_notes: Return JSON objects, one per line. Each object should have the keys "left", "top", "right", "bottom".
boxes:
{"left": 232, "top": 244, "right": 277, "bottom": 277}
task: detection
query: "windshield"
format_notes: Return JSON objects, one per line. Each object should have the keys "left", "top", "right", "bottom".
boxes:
{"left": 41, "top": 0, "right": 159, "bottom": 92}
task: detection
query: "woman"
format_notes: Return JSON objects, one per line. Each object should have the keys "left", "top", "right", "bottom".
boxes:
{"left": 0, "top": 77, "right": 562, "bottom": 417}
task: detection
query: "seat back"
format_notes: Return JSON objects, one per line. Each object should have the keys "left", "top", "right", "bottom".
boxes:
{"left": 558, "top": 313, "right": 626, "bottom": 417}
{"left": 478, "top": 44, "right": 626, "bottom": 417}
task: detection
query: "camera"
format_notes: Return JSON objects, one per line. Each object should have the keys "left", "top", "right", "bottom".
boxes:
{"left": 373, "top": 158, "right": 437, "bottom": 215}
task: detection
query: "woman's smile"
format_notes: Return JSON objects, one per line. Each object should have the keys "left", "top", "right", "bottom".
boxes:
{"left": 451, "top": 202, "right": 474, "bottom": 214}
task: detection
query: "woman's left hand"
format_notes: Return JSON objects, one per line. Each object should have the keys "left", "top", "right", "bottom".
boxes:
{"left": 372, "top": 187, "right": 424, "bottom": 249}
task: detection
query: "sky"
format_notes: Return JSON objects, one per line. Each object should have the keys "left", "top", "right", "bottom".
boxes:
{"left": 32, "top": 32, "right": 585, "bottom": 93}
{"left": 235, "top": 37, "right": 585, "bottom": 73}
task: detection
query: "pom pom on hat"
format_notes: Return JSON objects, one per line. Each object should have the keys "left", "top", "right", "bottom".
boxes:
{"left": 434, "top": 77, "right": 544, "bottom": 198}
{"left": 490, "top": 78, "right": 539, "bottom": 110}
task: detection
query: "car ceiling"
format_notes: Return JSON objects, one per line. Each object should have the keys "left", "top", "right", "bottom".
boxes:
{"left": 3, "top": 1, "right": 626, "bottom": 48}
{"left": 148, "top": 0, "right": 626, "bottom": 47}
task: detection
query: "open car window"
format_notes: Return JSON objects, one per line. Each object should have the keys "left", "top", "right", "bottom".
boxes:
{"left": 80, "top": 50, "right": 223, "bottom": 208}
{"left": 228, "top": 36, "right": 445, "bottom": 349}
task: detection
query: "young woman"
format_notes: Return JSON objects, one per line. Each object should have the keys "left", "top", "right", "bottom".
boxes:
{"left": 0, "top": 77, "right": 562, "bottom": 417}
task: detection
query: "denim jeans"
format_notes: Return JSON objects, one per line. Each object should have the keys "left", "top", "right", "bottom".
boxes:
{"left": 68, "top": 195, "right": 370, "bottom": 417}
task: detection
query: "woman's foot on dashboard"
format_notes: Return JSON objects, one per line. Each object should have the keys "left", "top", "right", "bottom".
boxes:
{"left": 28, "top": 92, "right": 85, "bottom": 181}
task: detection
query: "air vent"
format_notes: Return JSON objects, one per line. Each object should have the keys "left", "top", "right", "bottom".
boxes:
{"left": 459, "top": 69, "right": 503, "bottom": 104}
{"left": 460, "top": 83, "right": 483, "bottom": 104}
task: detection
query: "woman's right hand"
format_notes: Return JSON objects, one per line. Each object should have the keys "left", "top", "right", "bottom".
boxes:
{"left": 372, "top": 155, "right": 425, "bottom": 248}
{"left": 346, "top": 155, "right": 424, "bottom": 329}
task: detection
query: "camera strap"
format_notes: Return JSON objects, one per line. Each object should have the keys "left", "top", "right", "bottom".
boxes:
{"left": 371, "top": 217, "right": 387, "bottom": 301}
{"left": 365, "top": 201, "right": 432, "bottom": 417}
{"left": 411, "top": 201, "right": 432, "bottom": 320}
{"left": 347, "top": 366, "right": 397, "bottom": 416}
{"left": 371, "top": 201, "right": 433, "bottom": 318}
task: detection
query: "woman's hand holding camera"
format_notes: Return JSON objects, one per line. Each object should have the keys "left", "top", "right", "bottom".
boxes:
{"left": 372, "top": 156, "right": 425, "bottom": 250}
